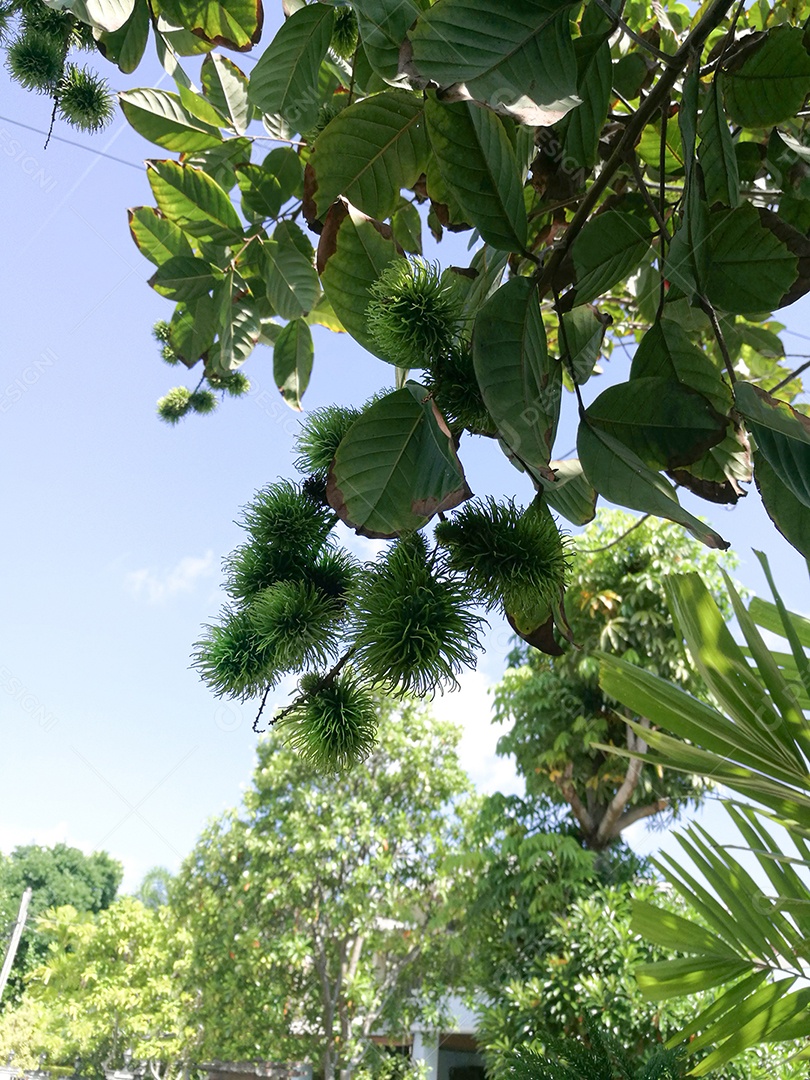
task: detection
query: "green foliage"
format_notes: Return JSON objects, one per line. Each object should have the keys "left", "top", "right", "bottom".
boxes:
{"left": 492, "top": 510, "right": 734, "bottom": 849}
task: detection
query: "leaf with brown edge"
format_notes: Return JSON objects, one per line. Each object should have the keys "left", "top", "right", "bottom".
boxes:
{"left": 507, "top": 611, "right": 564, "bottom": 656}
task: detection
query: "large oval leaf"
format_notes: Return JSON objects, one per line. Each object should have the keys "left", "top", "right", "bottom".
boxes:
{"left": 95, "top": 0, "right": 149, "bottom": 72}
{"left": 586, "top": 376, "right": 727, "bottom": 471}
{"left": 735, "top": 382, "right": 810, "bottom": 508}
{"left": 754, "top": 450, "right": 810, "bottom": 559}
{"left": 425, "top": 96, "right": 527, "bottom": 252}
{"left": 723, "top": 27, "right": 810, "bottom": 129}
{"left": 571, "top": 211, "right": 652, "bottom": 305}
{"left": 273, "top": 318, "right": 313, "bottom": 411}
{"left": 407, "top": 0, "right": 579, "bottom": 126}
{"left": 310, "top": 90, "right": 429, "bottom": 220}
{"left": 155, "top": 0, "right": 261, "bottom": 50}
{"left": 263, "top": 236, "right": 320, "bottom": 321}
{"left": 318, "top": 202, "right": 402, "bottom": 360}
{"left": 535, "top": 458, "right": 597, "bottom": 525}
{"left": 146, "top": 159, "right": 243, "bottom": 241}
{"left": 120, "top": 89, "right": 223, "bottom": 152}
{"left": 352, "top": 0, "right": 426, "bottom": 81}
{"left": 247, "top": 4, "right": 333, "bottom": 131}
{"left": 149, "top": 255, "right": 218, "bottom": 301}
{"left": 128, "top": 207, "right": 194, "bottom": 266}
{"left": 703, "top": 203, "right": 798, "bottom": 315}
{"left": 201, "top": 53, "right": 251, "bottom": 134}
{"left": 577, "top": 420, "right": 729, "bottom": 549}
{"left": 327, "top": 383, "right": 471, "bottom": 538}
{"left": 473, "top": 276, "right": 560, "bottom": 476}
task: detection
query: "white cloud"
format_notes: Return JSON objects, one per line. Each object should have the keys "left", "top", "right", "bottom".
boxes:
{"left": 437, "top": 670, "right": 522, "bottom": 797}
{"left": 125, "top": 550, "right": 215, "bottom": 604}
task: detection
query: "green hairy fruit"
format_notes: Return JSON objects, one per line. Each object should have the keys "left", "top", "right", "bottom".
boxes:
{"left": 188, "top": 389, "right": 217, "bottom": 415}
{"left": 436, "top": 498, "right": 572, "bottom": 626}
{"left": 192, "top": 608, "right": 276, "bottom": 700}
{"left": 294, "top": 404, "right": 362, "bottom": 475}
{"left": 156, "top": 387, "right": 192, "bottom": 424}
{"left": 57, "top": 65, "right": 114, "bottom": 132}
{"left": 352, "top": 533, "right": 484, "bottom": 696}
{"left": 427, "top": 342, "right": 497, "bottom": 436}
{"left": 367, "top": 258, "right": 464, "bottom": 368}
{"left": 280, "top": 671, "right": 378, "bottom": 772}
{"left": 330, "top": 5, "right": 358, "bottom": 59}
{"left": 250, "top": 580, "right": 342, "bottom": 671}
{"left": 7, "top": 30, "right": 63, "bottom": 91}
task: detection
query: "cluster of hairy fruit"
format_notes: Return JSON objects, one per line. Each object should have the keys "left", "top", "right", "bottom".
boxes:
{"left": 193, "top": 411, "right": 571, "bottom": 774}
{"left": 2, "top": 0, "right": 114, "bottom": 132}
{"left": 152, "top": 321, "right": 251, "bottom": 423}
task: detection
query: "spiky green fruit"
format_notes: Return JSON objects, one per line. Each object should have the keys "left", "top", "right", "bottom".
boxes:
{"left": 7, "top": 30, "right": 63, "bottom": 91}
{"left": 57, "top": 64, "right": 114, "bottom": 132}
{"left": 280, "top": 671, "right": 377, "bottom": 771}
{"left": 427, "top": 342, "right": 497, "bottom": 436}
{"left": 293, "top": 404, "right": 361, "bottom": 475}
{"left": 352, "top": 533, "right": 483, "bottom": 695}
{"left": 250, "top": 581, "right": 342, "bottom": 671}
{"left": 189, "top": 389, "right": 217, "bottom": 415}
{"left": 157, "top": 387, "right": 192, "bottom": 424}
{"left": 435, "top": 498, "right": 571, "bottom": 628}
{"left": 192, "top": 608, "right": 277, "bottom": 700}
{"left": 152, "top": 320, "right": 172, "bottom": 344}
{"left": 330, "top": 6, "right": 358, "bottom": 58}
{"left": 161, "top": 344, "right": 180, "bottom": 366}
{"left": 367, "top": 258, "right": 464, "bottom": 368}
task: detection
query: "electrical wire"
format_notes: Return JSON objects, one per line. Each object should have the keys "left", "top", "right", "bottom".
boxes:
{"left": 0, "top": 113, "right": 143, "bottom": 170}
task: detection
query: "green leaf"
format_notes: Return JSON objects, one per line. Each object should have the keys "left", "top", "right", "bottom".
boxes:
{"left": 183, "top": 137, "right": 252, "bottom": 192}
{"left": 391, "top": 199, "right": 422, "bottom": 254}
{"left": 210, "top": 293, "right": 260, "bottom": 375}
{"left": 472, "top": 277, "right": 560, "bottom": 476}
{"left": 630, "top": 319, "right": 730, "bottom": 414}
{"left": 631, "top": 900, "right": 741, "bottom": 958}
{"left": 128, "top": 207, "right": 194, "bottom": 266}
{"left": 310, "top": 90, "right": 429, "bottom": 220}
{"left": 273, "top": 318, "right": 313, "bottom": 410}
{"left": 327, "top": 383, "right": 471, "bottom": 538}
{"left": 146, "top": 159, "right": 243, "bottom": 241}
{"left": 736, "top": 381, "right": 810, "bottom": 508}
{"left": 577, "top": 421, "right": 729, "bottom": 549}
{"left": 247, "top": 4, "right": 334, "bottom": 132}
{"left": 169, "top": 296, "right": 217, "bottom": 366}
{"left": 319, "top": 203, "right": 402, "bottom": 360}
{"left": 120, "top": 89, "right": 222, "bottom": 152}
{"left": 201, "top": 53, "right": 251, "bottom": 134}
{"left": 585, "top": 377, "right": 727, "bottom": 471}
{"left": 560, "top": 305, "right": 608, "bottom": 385}
{"left": 155, "top": 0, "right": 261, "bottom": 50}
{"left": 692, "top": 984, "right": 810, "bottom": 1075}
{"left": 80, "top": 0, "right": 134, "bottom": 33}
{"left": 352, "top": 0, "right": 427, "bottom": 82}
{"left": 407, "top": 0, "right": 579, "bottom": 126}
{"left": 756, "top": 452, "right": 810, "bottom": 558}
{"left": 723, "top": 26, "right": 810, "bottom": 129}
{"left": 536, "top": 458, "right": 597, "bottom": 525}
{"left": 571, "top": 211, "right": 652, "bottom": 305}
{"left": 637, "top": 119, "right": 685, "bottom": 175}
{"left": 698, "top": 80, "right": 739, "bottom": 208}
{"left": 263, "top": 237, "right": 319, "bottom": 321}
{"left": 262, "top": 146, "right": 303, "bottom": 202}
{"left": 425, "top": 96, "right": 527, "bottom": 252}
{"left": 95, "top": 0, "right": 148, "bottom": 73}
{"left": 635, "top": 956, "right": 753, "bottom": 1001}
{"left": 235, "top": 164, "right": 283, "bottom": 222}
{"left": 703, "top": 203, "right": 798, "bottom": 315}
{"left": 149, "top": 255, "right": 218, "bottom": 301}
{"left": 561, "top": 35, "right": 612, "bottom": 170}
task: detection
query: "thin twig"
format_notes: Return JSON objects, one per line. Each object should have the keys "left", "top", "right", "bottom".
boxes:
{"left": 252, "top": 684, "right": 273, "bottom": 733}
{"left": 699, "top": 296, "right": 736, "bottom": 384}
{"left": 592, "top": 0, "right": 678, "bottom": 64}
{"left": 44, "top": 97, "right": 58, "bottom": 150}
{"left": 627, "top": 151, "right": 669, "bottom": 236}
{"left": 259, "top": 647, "right": 358, "bottom": 729}
{"left": 772, "top": 359, "right": 810, "bottom": 394}
{"left": 577, "top": 514, "right": 652, "bottom": 553}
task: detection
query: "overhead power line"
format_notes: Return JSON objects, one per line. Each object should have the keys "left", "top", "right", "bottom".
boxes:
{"left": 0, "top": 114, "right": 143, "bottom": 170}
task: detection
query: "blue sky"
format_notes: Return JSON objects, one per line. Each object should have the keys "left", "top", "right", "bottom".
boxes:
{"left": 1, "top": 24, "right": 809, "bottom": 890}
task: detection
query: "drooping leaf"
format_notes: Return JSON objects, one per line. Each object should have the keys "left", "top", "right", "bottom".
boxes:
{"left": 146, "top": 159, "right": 243, "bottom": 241}
{"left": 128, "top": 207, "right": 194, "bottom": 266}
{"left": 698, "top": 80, "right": 739, "bottom": 208}
{"left": 585, "top": 377, "right": 727, "bottom": 471}
{"left": 247, "top": 4, "right": 333, "bottom": 131}
{"left": 351, "top": 0, "right": 426, "bottom": 82}
{"left": 120, "top": 89, "right": 223, "bottom": 152}
{"left": 570, "top": 212, "right": 652, "bottom": 305}
{"left": 273, "top": 318, "right": 313, "bottom": 410}
{"left": 391, "top": 198, "right": 422, "bottom": 254}
{"left": 310, "top": 90, "right": 429, "bottom": 220}
{"left": 630, "top": 319, "right": 731, "bottom": 414}
{"left": 327, "top": 382, "right": 471, "bottom": 538}
{"left": 169, "top": 296, "right": 218, "bottom": 366}
{"left": 263, "top": 236, "right": 320, "bottom": 321}
{"left": 154, "top": 0, "right": 262, "bottom": 50}
{"left": 407, "top": 0, "right": 579, "bottom": 126}
{"left": 560, "top": 304, "right": 608, "bottom": 384}
{"left": 560, "top": 35, "right": 612, "bottom": 170}
{"left": 472, "top": 276, "right": 560, "bottom": 476}
{"left": 201, "top": 53, "right": 251, "bottom": 134}
{"left": 149, "top": 255, "right": 219, "bottom": 301}
{"left": 577, "top": 421, "right": 729, "bottom": 549}
{"left": 424, "top": 96, "right": 528, "bottom": 252}
{"left": 736, "top": 382, "right": 810, "bottom": 508}
{"left": 210, "top": 295, "right": 260, "bottom": 375}
{"left": 95, "top": 0, "right": 149, "bottom": 73}
{"left": 723, "top": 26, "right": 810, "bottom": 129}
{"left": 318, "top": 202, "right": 402, "bottom": 360}
{"left": 703, "top": 203, "right": 798, "bottom": 315}
{"left": 754, "top": 450, "right": 810, "bottom": 559}
{"left": 535, "top": 458, "right": 597, "bottom": 525}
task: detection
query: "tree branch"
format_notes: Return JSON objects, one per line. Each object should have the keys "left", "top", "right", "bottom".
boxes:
{"left": 595, "top": 718, "right": 650, "bottom": 845}
{"left": 553, "top": 762, "right": 594, "bottom": 837}
{"left": 614, "top": 797, "right": 670, "bottom": 832}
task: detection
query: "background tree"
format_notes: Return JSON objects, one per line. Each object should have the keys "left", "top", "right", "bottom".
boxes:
{"left": 172, "top": 697, "right": 474, "bottom": 1080}
{"left": 492, "top": 511, "right": 735, "bottom": 850}
{"left": 0, "top": 844, "right": 122, "bottom": 1005}
{"left": 0, "top": 898, "right": 194, "bottom": 1074}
